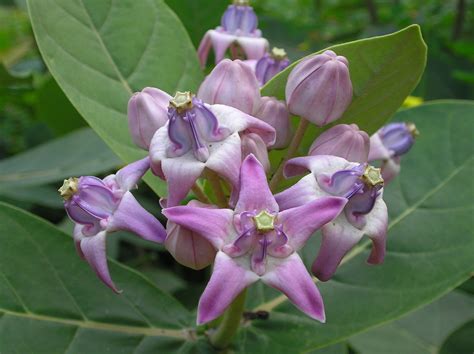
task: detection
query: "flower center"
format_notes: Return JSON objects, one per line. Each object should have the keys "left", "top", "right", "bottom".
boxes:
{"left": 253, "top": 210, "right": 275, "bottom": 232}
{"left": 233, "top": 0, "right": 249, "bottom": 5}
{"left": 270, "top": 47, "right": 287, "bottom": 61}
{"left": 169, "top": 91, "right": 193, "bottom": 113}
{"left": 361, "top": 165, "right": 384, "bottom": 187}
{"left": 406, "top": 122, "right": 420, "bottom": 138}
{"left": 59, "top": 177, "right": 79, "bottom": 200}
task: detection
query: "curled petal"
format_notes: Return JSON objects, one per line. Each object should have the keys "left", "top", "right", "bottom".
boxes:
{"left": 80, "top": 231, "right": 120, "bottom": 293}
{"left": 262, "top": 253, "right": 325, "bottom": 322}
{"left": 381, "top": 157, "right": 401, "bottom": 184}
{"left": 364, "top": 198, "right": 388, "bottom": 264}
{"left": 209, "top": 30, "right": 235, "bottom": 63}
{"left": 107, "top": 192, "right": 166, "bottom": 243}
{"left": 65, "top": 201, "right": 102, "bottom": 236}
{"left": 237, "top": 36, "right": 269, "bottom": 60}
{"left": 368, "top": 132, "right": 392, "bottom": 161}
{"left": 275, "top": 174, "right": 320, "bottom": 211}
{"left": 278, "top": 196, "right": 347, "bottom": 251}
{"left": 284, "top": 155, "right": 349, "bottom": 179}
{"left": 197, "top": 31, "right": 213, "bottom": 68}
{"left": 115, "top": 157, "right": 150, "bottom": 191}
{"left": 73, "top": 224, "right": 85, "bottom": 259}
{"left": 163, "top": 206, "right": 234, "bottom": 249}
{"left": 235, "top": 154, "right": 279, "bottom": 214}
{"left": 198, "top": 251, "right": 258, "bottom": 324}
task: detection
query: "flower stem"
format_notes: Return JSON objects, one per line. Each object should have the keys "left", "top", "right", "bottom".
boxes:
{"left": 209, "top": 289, "right": 247, "bottom": 350}
{"left": 269, "top": 118, "right": 309, "bottom": 192}
{"left": 206, "top": 169, "right": 228, "bottom": 208}
{"left": 191, "top": 183, "right": 211, "bottom": 204}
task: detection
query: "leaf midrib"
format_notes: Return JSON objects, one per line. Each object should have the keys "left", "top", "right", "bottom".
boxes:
{"left": 255, "top": 155, "right": 474, "bottom": 312}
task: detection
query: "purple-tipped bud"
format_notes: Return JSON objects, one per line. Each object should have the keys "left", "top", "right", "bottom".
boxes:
{"left": 309, "top": 124, "right": 369, "bottom": 163}
{"left": 128, "top": 87, "right": 172, "bottom": 149}
{"left": 285, "top": 50, "right": 353, "bottom": 126}
{"left": 221, "top": 1, "right": 258, "bottom": 35}
{"left": 254, "top": 96, "right": 292, "bottom": 149}
{"left": 197, "top": 59, "right": 260, "bottom": 115}
{"left": 255, "top": 47, "right": 290, "bottom": 85}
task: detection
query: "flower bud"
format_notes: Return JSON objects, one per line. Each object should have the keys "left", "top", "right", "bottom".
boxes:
{"left": 285, "top": 50, "right": 353, "bottom": 126}
{"left": 221, "top": 1, "right": 258, "bottom": 36}
{"left": 241, "top": 132, "right": 270, "bottom": 171}
{"left": 255, "top": 47, "right": 290, "bottom": 85}
{"left": 309, "top": 124, "right": 369, "bottom": 163}
{"left": 128, "top": 87, "right": 172, "bottom": 149}
{"left": 254, "top": 96, "right": 292, "bottom": 149}
{"left": 197, "top": 59, "right": 261, "bottom": 115}
{"left": 165, "top": 201, "right": 217, "bottom": 270}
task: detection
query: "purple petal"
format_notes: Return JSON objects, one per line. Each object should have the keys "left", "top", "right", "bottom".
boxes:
{"left": 162, "top": 206, "right": 234, "bottom": 249}
{"left": 65, "top": 201, "right": 102, "bottom": 236}
{"left": 197, "top": 31, "right": 213, "bottom": 68}
{"left": 284, "top": 155, "right": 348, "bottom": 178}
{"left": 115, "top": 157, "right": 150, "bottom": 191}
{"left": 73, "top": 224, "right": 85, "bottom": 259}
{"left": 381, "top": 157, "right": 401, "bottom": 184}
{"left": 278, "top": 196, "right": 347, "bottom": 251}
{"left": 237, "top": 37, "right": 269, "bottom": 60}
{"left": 364, "top": 198, "right": 388, "bottom": 264}
{"left": 275, "top": 174, "right": 318, "bottom": 211}
{"left": 209, "top": 30, "right": 235, "bottom": 64}
{"left": 235, "top": 154, "right": 279, "bottom": 214}
{"left": 368, "top": 132, "right": 392, "bottom": 161}
{"left": 197, "top": 251, "right": 258, "bottom": 324}
{"left": 241, "top": 133, "right": 271, "bottom": 172}
{"left": 107, "top": 192, "right": 166, "bottom": 243}
{"left": 80, "top": 231, "right": 120, "bottom": 293}
{"left": 262, "top": 253, "right": 325, "bottom": 322}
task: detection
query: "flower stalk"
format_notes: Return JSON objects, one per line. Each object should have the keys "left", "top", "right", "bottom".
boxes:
{"left": 191, "top": 183, "right": 211, "bottom": 204}
{"left": 206, "top": 169, "right": 228, "bottom": 207}
{"left": 269, "top": 118, "right": 309, "bottom": 191}
{"left": 209, "top": 289, "right": 247, "bottom": 350}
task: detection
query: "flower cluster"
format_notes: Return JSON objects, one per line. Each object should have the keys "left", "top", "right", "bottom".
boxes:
{"left": 60, "top": 0, "right": 418, "bottom": 325}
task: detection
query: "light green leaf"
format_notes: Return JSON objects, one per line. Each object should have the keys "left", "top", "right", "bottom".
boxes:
{"left": 350, "top": 291, "right": 474, "bottom": 354}
{"left": 0, "top": 202, "right": 194, "bottom": 353}
{"left": 240, "top": 101, "right": 474, "bottom": 353}
{"left": 264, "top": 25, "right": 427, "bottom": 176}
{"left": 0, "top": 128, "right": 120, "bottom": 190}
{"left": 27, "top": 0, "right": 204, "bottom": 196}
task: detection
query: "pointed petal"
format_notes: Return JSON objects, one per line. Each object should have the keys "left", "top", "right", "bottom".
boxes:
{"left": 262, "top": 253, "right": 325, "bottom": 322}
{"left": 278, "top": 196, "right": 347, "bottom": 250}
{"left": 381, "top": 158, "right": 401, "bottom": 184}
{"left": 197, "top": 31, "right": 213, "bottom": 68}
{"left": 284, "top": 155, "right": 349, "bottom": 178}
{"left": 312, "top": 217, "right": 364, "bottom": 281}
{"left": 197, "top": 251, "right": 258, "bottom": 324}
{"left": 237, "top": 37, "right": 269, "bottom": 60}
{"left": 80, "top": 231, "right": 120, "bottom": 293}
{"left": 205, "top": 132, "right": 242, "bottom": 196}
{"left": 275, "top": 174, "right": 320, "bottom": 211}
{"left": 235, "top": 154, "right": 279, "bottom": 214}
{"left": 115, "top": 157, "right": 150, "bottom": 191}
{"left": 73, "top": 224, "right": 85, "bottom": 259}
{"left": 364, "top": 198, "right": 388, "bottom": 264}
{"left": 241, "top": 133, "right": 271, "bottom": 172}
{"left": 162, "top": 206, "right": 234, "bottom": 249}
{"left": 368, "top": 133, "right": 391, "bottom": 161}
{"left": 209, "top": 30, "right": 235, "bottom": 63}
{"left": 107, "top": 192, "right": 166, "bottom": 243}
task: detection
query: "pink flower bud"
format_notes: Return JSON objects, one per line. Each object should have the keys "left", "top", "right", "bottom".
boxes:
{"left": 197, "top": 59, "right": 260, "bottom": 115}
{"left": 285, "top": 50, "right": 353, "bottom": 126}
{"left": 165, "top": 201, "right": 217, "bottom": 270}
{"left": 128, "top": 87, "right": 171, "bottom": 149}
{"left": 309, "top": 124, "right": 369, "bottom": 163}
{"left": 254, "top": 96, "right": 292, "bottom": 149}
{"left": 241, "top": 132, "right": 270, "bottom": 172}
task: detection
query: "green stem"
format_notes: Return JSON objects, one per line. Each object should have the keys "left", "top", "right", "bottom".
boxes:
{"left": 191, "top": 183, "right": 211, "bottom": 204}
{"left": 206, "top": 169, "right": 228, "bottom": 208}
{"left": 269, "top": 118, "right": 309, "bottom": 192}
{"left": 209, "top": 290, "right": 247, "bottom": 350}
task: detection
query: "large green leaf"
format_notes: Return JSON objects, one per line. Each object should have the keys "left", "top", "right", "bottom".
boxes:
{"left": 350, "top": 291, "right": 474, "bottom": 354}
{"left": 439, "top": 319, "right": 474, "bottom": 354}
{"left": 0, "top": 128, "right": 120, "bottom": 190}
{"left": 0, "top": 202, "right": 196, "bottom": 353}
{"left": 263, "top": 25, "right": 427, "bottom": 176}
{"left": 238, "top": 101, "right": 474, "bottom": 353}
{"left": 27, "top": 0, "right": 204, "bottom": 196}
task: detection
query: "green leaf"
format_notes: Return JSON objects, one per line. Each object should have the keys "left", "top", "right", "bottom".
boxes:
{"left": 0, "top": 128, "right": 120, "bottom": 190}
{"left": 263, "top": 25, "right": 427, "bottom": 176}
{"left": 0, "top": 202, "right": 194, "bottom": 353}
{"left": 350, "top": 291, "right": 474, "bottom": 354}
{"left": 0, "top": 185, "right": 62, "bottom": 208}
{"left": 240, "top": 101, "right": 474, "bottom": 353}
{"left": 439, "top": 319, "right": 474, "bottom": 354}
{"left": 27, "top": 0, "right": 204, "bottom": 197}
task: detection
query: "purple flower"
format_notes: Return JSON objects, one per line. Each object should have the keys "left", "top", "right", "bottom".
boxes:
{"left": 197, "top": 59, "right": 261, "bottom": 115}
{"left": 286, "top": 50, "right": 353, "bottom": 126}
{"left": 164, "top": 155, "right": 347, "bottom": 324}
{"left": 149, "top": 91, "right": 275, "bottom": 207}
{"left": 276, "top": 155, "right": 388, "bottom": 281}
{"left": 127, "top": 87, "right": 172, "bottom": 149}
{"left": 255, "top": 47, "right": 290, "bottom": 85}
{"left": 197, "top": 1, "right": 269, "bottom": 68}
{"left": 368, "top": 122, "right": 419, "bottom": 183}
{"left": 59, "top": 158, "right": 166, "bottom": 292}
{"left": 309, "top": 124, "right": 370, "bottom": 163}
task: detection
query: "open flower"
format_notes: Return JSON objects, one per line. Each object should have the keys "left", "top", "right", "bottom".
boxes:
{"left": 369, "top": 122, "right": 419, "bottom": 183}
{"left": 149, "top": 91, "right": 275, "bottom": 207}
{"left": 59, "top": 158, "right": 166, "bottom": 292}
{"left": 164, "top": 155, "right": 347, "bottom": 323}
{"left": 198, "top": 0, "right": 269, "bottom": 68}
{"left": 276, "top": 155, "right": 388, "bottom": 281}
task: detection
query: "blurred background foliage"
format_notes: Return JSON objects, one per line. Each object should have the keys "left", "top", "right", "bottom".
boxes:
{"left": 0, "top": 0, "right": 473, "bottom": 352}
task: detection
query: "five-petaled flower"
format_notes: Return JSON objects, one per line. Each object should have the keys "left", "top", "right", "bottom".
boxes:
{"left": 163, "top": 154, "right": 347, "bottom": 323}
{"left": 59, "top": 157, "right": 166, "bottom": 292}
{"left": 276, "top": 155, "right": 388, "bottom": 281}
